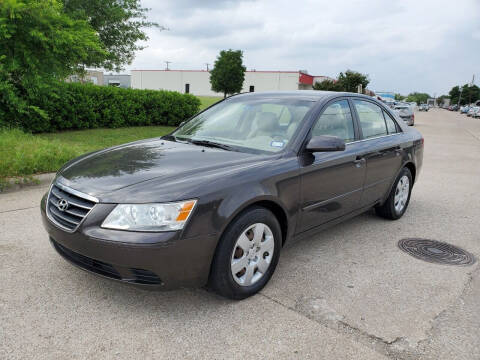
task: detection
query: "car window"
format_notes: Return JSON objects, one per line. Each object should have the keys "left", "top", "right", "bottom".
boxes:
{"left": 383, "top": 110, "right": 399, "bottom": 134}
{"left": 172, "top": 97, "right": 315, "bottom": 154}
{"left": 311, "top": 100, "right": 355, "bottom": 142}
{"left": 353, "top": 100, "right": 388, "bottom": 139}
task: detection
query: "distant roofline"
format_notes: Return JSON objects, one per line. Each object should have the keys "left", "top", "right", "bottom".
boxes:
{"left": 131, "top": 69, "right": 298, "bottom": 73}
{"left": 131, "top": 69, "right": 329, "bottom": 77}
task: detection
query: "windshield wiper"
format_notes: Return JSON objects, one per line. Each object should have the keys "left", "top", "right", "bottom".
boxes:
{"left": 189, "top": 139, "right": 235, "bottom": 151}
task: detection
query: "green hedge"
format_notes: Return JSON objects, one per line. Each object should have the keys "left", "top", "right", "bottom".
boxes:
{"left": 2, "top": 82, "right": 200, "bottom": 133}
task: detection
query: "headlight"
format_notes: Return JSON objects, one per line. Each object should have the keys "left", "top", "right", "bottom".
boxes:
{"left": 101, "top": 200, "right": 197, "bottom": 232}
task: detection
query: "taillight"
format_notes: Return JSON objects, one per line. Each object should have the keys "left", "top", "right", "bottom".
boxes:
{"left": 412, "top": 114, "right": 415, "bottom": 121}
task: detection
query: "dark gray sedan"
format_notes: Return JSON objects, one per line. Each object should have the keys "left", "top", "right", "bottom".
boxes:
{"left": 41, "top": 91, "right": 424, "bottom": 299}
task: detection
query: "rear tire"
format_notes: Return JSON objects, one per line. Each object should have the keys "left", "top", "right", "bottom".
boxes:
{"left": 208, "top": 206, "right": 282, "bottom": 300}
{"left": 375, "top": 167, "right": 413, "bottom": 220}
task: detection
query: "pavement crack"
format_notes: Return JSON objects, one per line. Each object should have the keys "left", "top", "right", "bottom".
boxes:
{"left": 0, "top": 206, "right": 37, "bottom": 214}
{"left": 259, "top": 292, "right": 417, "bottom": 359}
{"left": 416, "top": 264, "right": 480, "bottom": 356}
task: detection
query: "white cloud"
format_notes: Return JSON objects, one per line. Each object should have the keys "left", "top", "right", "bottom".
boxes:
{"left": 130, "top": 0, "right": 480, "bottom": 95}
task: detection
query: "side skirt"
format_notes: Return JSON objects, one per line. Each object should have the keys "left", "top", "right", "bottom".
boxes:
{"left": 291, "top": 202, "right": 378, "bottom": 243}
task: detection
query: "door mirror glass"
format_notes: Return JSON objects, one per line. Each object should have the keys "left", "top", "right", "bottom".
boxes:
{"left": 306, "top": 135, "right": 346, "bottom": 152}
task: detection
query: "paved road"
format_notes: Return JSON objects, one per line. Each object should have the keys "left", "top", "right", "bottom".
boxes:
{"left": 1, "top": 109, "right": 479, "bottom": 359}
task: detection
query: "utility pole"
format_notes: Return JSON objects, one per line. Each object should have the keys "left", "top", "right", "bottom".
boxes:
{"left": 165, "top": 61, "right": 171, "bottom": 70}
{"left": 204, "top": 63, "right": 210, "bottom": 71}
{"left": 468, "top": 74, "right": 475, "bottom": 105}
{"left": 458, "top": 86, "right": 463, "bottom": 107}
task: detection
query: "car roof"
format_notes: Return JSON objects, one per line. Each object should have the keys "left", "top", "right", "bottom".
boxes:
{"left": 231, "top": 90, "right": 375, "bottom": 102}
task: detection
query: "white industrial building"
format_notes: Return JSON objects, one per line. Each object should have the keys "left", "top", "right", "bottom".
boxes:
{"left": 131, "top": 69, "right": 332, "bottom": 96}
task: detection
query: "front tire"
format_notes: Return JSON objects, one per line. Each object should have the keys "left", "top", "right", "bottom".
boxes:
{"left": 375, "top": 167, "right": 413, "bottom": 220}
{"left": 208, "top": 206, "right": 282, "bottom": 300}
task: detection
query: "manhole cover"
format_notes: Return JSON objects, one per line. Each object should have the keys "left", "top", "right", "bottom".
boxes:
{"left": 398, "top": 238, "right": 476, "bottom": 266}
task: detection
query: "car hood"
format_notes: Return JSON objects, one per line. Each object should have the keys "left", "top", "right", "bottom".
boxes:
{"left": 57, "top": 139, "right": 265, "bottom": 198}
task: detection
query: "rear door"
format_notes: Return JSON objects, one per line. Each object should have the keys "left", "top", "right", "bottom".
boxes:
{"left": 298, "top": 99, "right": 366, "bottom": 232}
{"left": 351, "top": 99, "right": 403, "bottom": 206}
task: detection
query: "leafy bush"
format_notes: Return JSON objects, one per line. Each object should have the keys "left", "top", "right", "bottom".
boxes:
{"left": 1, "top": 82, "right": 200, "bottom": 133}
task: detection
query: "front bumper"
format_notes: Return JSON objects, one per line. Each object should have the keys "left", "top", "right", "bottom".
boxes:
{"left": 41, "top": 194, "right": 218, "bottom": 289}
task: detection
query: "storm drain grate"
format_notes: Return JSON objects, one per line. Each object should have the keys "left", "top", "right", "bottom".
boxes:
{"left": 398, "top": 238, "right": 476, "bottom": 266}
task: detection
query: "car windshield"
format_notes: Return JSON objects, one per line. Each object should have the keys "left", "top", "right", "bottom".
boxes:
{"left": 170, "top": 97, "right": 315, "bottom": 154}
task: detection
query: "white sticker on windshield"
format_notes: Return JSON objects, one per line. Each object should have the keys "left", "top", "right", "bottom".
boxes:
{"left": 270, "top": 141, "right": 285, "bottom": 148}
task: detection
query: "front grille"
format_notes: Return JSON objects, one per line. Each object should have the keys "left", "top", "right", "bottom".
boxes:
{"left": 52, "top": 240, "right": 121, "bottom": 280}
{"left": 46, "top": 183, "right": 97, "bottom": 232}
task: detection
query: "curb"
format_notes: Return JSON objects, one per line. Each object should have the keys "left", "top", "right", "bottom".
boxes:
{"left": 0, "top": 173, "right": 56, "bottom": 194}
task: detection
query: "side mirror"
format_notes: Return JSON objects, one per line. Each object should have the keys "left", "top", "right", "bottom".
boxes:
{"left": 306, "top": 135, "right": 346, "bottom": 152}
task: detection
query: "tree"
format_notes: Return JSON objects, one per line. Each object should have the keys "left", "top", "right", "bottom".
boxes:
{"left": 312, "top": 70, "right": 369, "bottom": 93}
{"left": 394, "top": 93, "right": 405, "bottom": 101}
{"left": 464, "top": 84, "right": 480, "bottom": 105}
{"left": 337, "top": 70, "right": 370, "bottom": 93}
{"left": 405, "top": 92, "right": 431, "bottom": 105}
{"left": 0, "top": 0, "right": 106, "bottom": 124}
{"left": 210, "top": 50, "right": 246, "bottom": 98}
{"left": 454, "top": 84, "right": 480, "bottom": 105}
{"left": 63, "top": 0, "right": 161, "bottom": 72}
{"left": 449, "top": 86, "right": 461, "bottom": 105}
{"left": 313, "top": 79, "right": 341, "bottom": 91}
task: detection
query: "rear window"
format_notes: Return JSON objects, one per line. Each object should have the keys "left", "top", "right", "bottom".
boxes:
{"left": 353, "top": 100, "right": 388, "bottom": 139}
{"left": 383, "top": 111, "right": 400, "bottom": 134}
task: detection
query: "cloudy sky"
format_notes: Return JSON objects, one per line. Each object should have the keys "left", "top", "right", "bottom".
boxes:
{"left": 129, "top": 0, "right": 480, "bottom": 96}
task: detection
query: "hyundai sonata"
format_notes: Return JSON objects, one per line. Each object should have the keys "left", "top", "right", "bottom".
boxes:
{"left": 41, "top": 91, "right": 424, "bottom": 299}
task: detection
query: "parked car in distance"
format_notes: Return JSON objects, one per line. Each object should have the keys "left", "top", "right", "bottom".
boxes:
{"left": 393, "top": 104, "right": 415, "bottom": 126}
{"left": 460, "top": 106, "right": 470, "bottom": 114}
{"left": 470, "top": 106, "right": 480, "bottom": 118}
{"left": 419, "top": 104, "right": 429, "bottom": 112}
{"left": 467, "top": 106, "right": 478, "bottom": 117}
{"left": 41, "top": 91, "right": 424, "bottom": 299}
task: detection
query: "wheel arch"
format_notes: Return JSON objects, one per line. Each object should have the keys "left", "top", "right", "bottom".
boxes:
{"left": 380, "top": 161, "right": 417, "bottom": 206}
{"left": 220, "top": 197, "right": 290, "bottom": 246}
{"left": 404, "top": 161, "right": 416, "bottom": 183}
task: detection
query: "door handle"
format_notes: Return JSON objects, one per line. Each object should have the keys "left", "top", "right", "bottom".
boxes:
{"left": 353, "top": 156, "right": 365, "bottom": 167}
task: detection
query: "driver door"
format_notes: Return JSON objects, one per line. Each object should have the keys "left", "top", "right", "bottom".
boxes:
{"left": 298, "top": 99, "right": 366, "bottom": 233}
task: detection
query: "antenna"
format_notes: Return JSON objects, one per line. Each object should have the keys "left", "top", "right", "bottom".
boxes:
{"left": 165, "top": 61, "right": 171, "bottom": 70}
{"left": 204, "top": 63, "right": 210, "bottom": 71}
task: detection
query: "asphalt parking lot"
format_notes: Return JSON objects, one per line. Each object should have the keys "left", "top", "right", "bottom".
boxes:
{"left": 1, "top": 108, "right": 479, "bottom": 359}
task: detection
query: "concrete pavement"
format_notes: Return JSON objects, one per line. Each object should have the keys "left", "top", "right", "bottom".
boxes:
{"left": 1, "top": 109, "right": 479, "bottom": 359}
